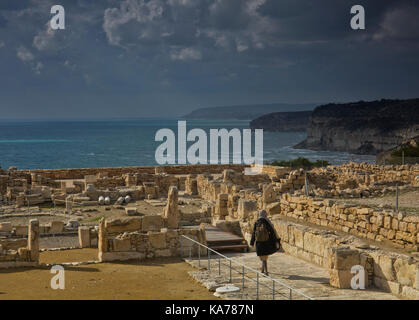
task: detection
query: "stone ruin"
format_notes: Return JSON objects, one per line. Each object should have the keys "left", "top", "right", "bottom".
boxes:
{"left": 0, "top": 163, "right": 419, "bottom": 298}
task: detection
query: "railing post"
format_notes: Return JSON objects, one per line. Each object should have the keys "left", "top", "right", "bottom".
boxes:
{"left": 208, "top": 249, "right": 211, "bottom": 272}
{"left": 189, "top": 244, "right": 192, "bottom": 260}
{"left": 218, "top": 256, "right": 221, "bottom": 276}
{"left": 229, "top": 260, "right": 232, "bottom": 283}
{"left": 272, "top": 280, "right": 275, "bottom": 300}
{"left": 180, "top": 237, "right": 183, "bottom": 258}
{"left": 289, "top": 288, "right": 292, "bottom": 300}
{"left": 242, "top": 266, "right": 245, "bottom": 291}
{"left": 198, "top": 243, "right": 201, "bottom": 268}
{"left": 256, "top": 273, "right": 259, "bottom": 300}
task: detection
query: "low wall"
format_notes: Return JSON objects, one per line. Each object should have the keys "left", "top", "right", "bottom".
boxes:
{"left": 241, "top": 216, "right": 419, "bottom": 299}
{"left": 0, "top": 219, "right": 39, "bottom": 268}
{"left": 277, "top": 194, "right": 419, "bottom": 249}
{"left": 97, "top": 216, "right": 206, "bottom": 262}
{"left": 20, "top": 164, "right": 248, "bottom": 180}
{"left": 0, "top": 220, "right": 66, "bottom": 236}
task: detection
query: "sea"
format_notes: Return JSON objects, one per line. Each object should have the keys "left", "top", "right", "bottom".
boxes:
{"left": 0, "top": 119, "right": 375, "bottom": 170}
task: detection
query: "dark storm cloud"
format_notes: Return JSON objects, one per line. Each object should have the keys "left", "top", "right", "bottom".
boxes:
{"left": 0, "top": 0, "right": 419, "bottom": 119}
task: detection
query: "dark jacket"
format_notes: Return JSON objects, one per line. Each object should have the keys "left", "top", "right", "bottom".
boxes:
{"left": 250, "top": 218, "right": 279, "bottom": 256}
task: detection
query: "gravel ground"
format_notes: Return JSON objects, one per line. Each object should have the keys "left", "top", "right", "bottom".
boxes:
{"left": 335, "top": 189, "right": 419, "bottom": 216}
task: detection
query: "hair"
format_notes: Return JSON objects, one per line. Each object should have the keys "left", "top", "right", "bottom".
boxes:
{"left": 258, "top": 209, "right": 267, "bottom": 218}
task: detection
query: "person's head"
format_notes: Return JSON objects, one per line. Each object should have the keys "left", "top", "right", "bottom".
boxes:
{"left": 258, "top": 209, "right": 267, "bottom": 219}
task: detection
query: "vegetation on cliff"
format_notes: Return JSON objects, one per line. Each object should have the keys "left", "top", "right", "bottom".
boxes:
{"left": 295, "top": 98, "right": 419, "bottom": 155}
{"left": 183, "top": 103, "right": 315, "bottom": 120}
{"left": 250, "top": 111, "right": 312, "bottom": 131}
{"left": 267, "top": 157, "right": 329, "bottom": 169}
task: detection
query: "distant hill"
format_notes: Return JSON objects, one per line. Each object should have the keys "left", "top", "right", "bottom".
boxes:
{"left": 183, "top": 103, "right": 317, "bottom": 120}
{"left": 294, "top": 98, "right": 419, "bottom": 155}
{"left": 250, "top": 111, "right": 312, "bottom": 131}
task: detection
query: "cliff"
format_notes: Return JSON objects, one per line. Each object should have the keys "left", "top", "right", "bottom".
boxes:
{"left": 249, "top": 111, "right": 312, "bottom": 131}
{"left": 294, "top": 99, "right": 419, "bottom": 155}
{"left": 376, "top": 136, "right": 419, "bottom": 164}
{"left": 183, "top": 103, "right": 316, "bottom": 120}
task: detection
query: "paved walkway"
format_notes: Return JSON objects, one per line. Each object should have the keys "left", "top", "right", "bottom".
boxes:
{"left": 186, "top": 251, "right": 399, "bottom": 300}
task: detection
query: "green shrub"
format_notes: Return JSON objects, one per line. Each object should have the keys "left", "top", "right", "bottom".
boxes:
{"left": 266, "top": 157, "right": 329, "bottom": 169}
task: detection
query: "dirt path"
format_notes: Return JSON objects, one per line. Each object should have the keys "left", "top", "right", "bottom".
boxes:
{"left": 0, "top": 250, "right": 217, "bottom": 300}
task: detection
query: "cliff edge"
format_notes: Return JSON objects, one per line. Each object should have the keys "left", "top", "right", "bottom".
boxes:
{"left": 294, "top": 99, "right": 419, "bottom": 155}
{"left": 250, "top": 111, "right": 312, "bottom": 131}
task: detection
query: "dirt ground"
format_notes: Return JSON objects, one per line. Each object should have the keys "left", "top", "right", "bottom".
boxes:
{"left": 335, "top": 189, "right": 419, "bottom": 216}
{"left": 0, "top": 249, "right": 217, "bottom": 300}
{"left": 0, "top": 196, "right": 204, "bottom": 227}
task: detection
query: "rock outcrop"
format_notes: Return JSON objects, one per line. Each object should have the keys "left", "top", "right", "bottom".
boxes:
{"left": 250, "top": 111, "right": 312, "bottom": 131}
{"left": 294, "top": 99, "right": 419, "bottom": 155}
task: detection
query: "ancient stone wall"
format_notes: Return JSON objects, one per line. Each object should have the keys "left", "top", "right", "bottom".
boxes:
{"left": 242, "top": 216, "right": 419, "bottom": 299}
{"left": 276, "top": 194, "right": 419, "bottom": 249}
{"left": 97, "top": 216, "right": 206, "bottom": 262}
{"left": 0, "top": 219, "right": 39, "bottom": 268}
{"left": 18, "top": 164, "right": 248, "bottom": 180}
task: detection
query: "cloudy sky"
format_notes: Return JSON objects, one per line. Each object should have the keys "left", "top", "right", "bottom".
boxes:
{"left": 1, "top": 0, "right": 419, "bottom": 119}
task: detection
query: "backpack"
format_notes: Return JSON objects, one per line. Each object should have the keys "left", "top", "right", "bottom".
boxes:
{"left": 255, "top": 220, "right": 270, "bottom": 242}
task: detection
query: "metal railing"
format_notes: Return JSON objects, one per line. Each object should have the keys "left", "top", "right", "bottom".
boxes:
{"left": 180, "top": 235, "right": 313, "bottom": 300}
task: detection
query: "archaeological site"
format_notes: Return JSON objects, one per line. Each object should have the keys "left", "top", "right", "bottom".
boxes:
{"left": 0, "top": 162, "right": 418, "bottom": 300}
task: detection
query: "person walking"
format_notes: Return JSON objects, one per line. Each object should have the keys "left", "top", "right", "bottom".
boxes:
{"left": 250, "top": 210, "right": 281, "bottom": 275}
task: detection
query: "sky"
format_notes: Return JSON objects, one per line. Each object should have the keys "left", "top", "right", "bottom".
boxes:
{"left": 0, "top": 0, "right": 419, "bottom": 119}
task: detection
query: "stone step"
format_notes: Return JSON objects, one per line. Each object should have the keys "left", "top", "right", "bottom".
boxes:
{"left": 209, "top": 244, "right": 248, "bottom": 252}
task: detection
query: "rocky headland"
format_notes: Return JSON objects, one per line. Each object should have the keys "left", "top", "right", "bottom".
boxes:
{"left": 249, "top": 110, "right": 312, "bottom": 131}
{"left": 294, "top": 99, "right": 419, "bottom": 155}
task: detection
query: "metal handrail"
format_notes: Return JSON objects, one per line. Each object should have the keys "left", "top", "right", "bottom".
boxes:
{"left": 180, "top": 235, "right": 313, "bottom": 300}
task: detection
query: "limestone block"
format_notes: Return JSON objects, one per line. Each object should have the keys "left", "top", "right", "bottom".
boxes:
{"left": 266, "top": 202, "right": 281, "bottom": 216}
{"left": 373, "top": 254, "right": 396, "bottom": 281}
{"left": 373, "top": 277, "right": 401, "bottom": 295}
{"left": 237, "top": 199, "right": 257, "bottom": 220}
{"left": 99, "top": 251, "right": 145, "bottom": 262}
{"left": 78, "top": 226, "right": 91, "bottom": 248}
{"left": 125, "top": 207, "right": 138, "bottom": 216}
{"left": 105, "top": 217, "right": 142, "bottom": 234}
{"left": 14, "top": 225, "right": 28, "bottom": 236}
{"left": 84, "top": 175, "right": 97, "bottom": 184}
{"left": 393, "top": 258, "right": 418, "bottom": 287}
{"left": 49, "top": 221, "right": 65, "bottom": 233}
{"left": 303, "top": 232, "right": 324, "bottom": 257}
{"left": 292, "top": 226, "right": 304, "bottom": 249}
{"left": 28, "top": 219, "right": 39, "bottom": 262}
{"left": 272, "top": 219, "right": 289, "bottom": 242}
{"left": 401, "top": 286, "right": 419, "bottom": 299}
{"left": 0, "top": 222, "right": 12, "bottom": 232}
{"left": 148, "top": 232, "right": 167, "bottom": 249}
{"left": 112, "top": 238, "right": 132, "bottom": 251}
{"left": 328, "top": 247, "right": 360, "bottom": 270}
{"left": 17, "top": 247, "right": 31, "bottom": 262}
{"left": 142, "top": 215, "right": 163, "bottom": 232}
{"left": 329, "top": 269, "right": 353, "bottom": 289}
{"left": 164, "top": 186, "right": 179, "bottom": 228}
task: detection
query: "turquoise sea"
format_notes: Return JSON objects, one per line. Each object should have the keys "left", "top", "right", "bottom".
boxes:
{"left": 0, "top": 119, "right": 375, "bottom": 170}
